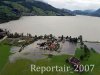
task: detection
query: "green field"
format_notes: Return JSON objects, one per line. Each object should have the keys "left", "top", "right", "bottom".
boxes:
{"left": 75, "top": 48, "right": 100, "bottom": 75}
{"left": 0, "top": 43, "right": 10, "bottom": 71}
{"left": 0, "top": 43, "right": 100, "bottom": 75}
{"left": 81, "top": 51, "right": 100, "bottom": 75}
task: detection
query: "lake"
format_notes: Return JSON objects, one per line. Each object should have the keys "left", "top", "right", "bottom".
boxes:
{"left": 0, "top": 15, "right": 100, "bottom": 41}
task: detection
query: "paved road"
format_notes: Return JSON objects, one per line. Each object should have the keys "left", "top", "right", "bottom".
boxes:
{"left": 0, "top": 36, "right": 7, "bottom": 43}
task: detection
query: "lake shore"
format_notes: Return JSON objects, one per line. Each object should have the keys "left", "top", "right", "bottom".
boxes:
{"left": 0, "top": 16, "right": 100, "bottom": 41}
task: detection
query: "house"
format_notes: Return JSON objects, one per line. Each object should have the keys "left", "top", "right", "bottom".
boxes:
{"left": 68, "top": 57, "right": 80, "bottom": 65}
{"left": 67, "top": 57, "right": 83, "bottom": 72}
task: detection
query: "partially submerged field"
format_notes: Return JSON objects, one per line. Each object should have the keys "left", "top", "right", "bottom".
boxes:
{"left": 0, "top": 38, "right": 100, "bottom": 75}
{"left": 0, "top": 55, "right": 75, "bottom": 75}
{"left": 0, "top": 45, "right": 100, "bottom": 75}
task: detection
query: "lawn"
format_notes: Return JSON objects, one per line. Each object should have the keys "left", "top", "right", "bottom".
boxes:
{"left": 0, "top": 43, "right": 10, "bottom": 71}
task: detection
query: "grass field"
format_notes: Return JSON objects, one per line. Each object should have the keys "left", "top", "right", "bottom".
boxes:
{"left": 80, "top": 51, "right": 100, "bottom": 75}
{"left": 0, "top": 43, "right": 10, "bottom": 72}
{"left": 75, "top": 48, "right": 100, "bottom": 75}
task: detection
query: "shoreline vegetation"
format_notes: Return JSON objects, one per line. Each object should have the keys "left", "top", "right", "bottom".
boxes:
{"left": 0, "top": 28, "right": 100, "bottom": 75}
{"left": 0, "top": 28, "right": 99, "bottom": 44}
{"left": 0, "top": 28, "right": 80, "bottom": 51}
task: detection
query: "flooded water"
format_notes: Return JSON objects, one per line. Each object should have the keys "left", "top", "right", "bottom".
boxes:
{"left": 9, "top": 40, "right": 76, "bottom": 63}
{"left": 85, "top": 42, "right": 100, "bottom": 53}
{"left": 0, "top": 15, "right": 100, "bottom": 41}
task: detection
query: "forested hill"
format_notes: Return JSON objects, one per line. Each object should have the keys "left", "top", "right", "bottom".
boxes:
{"left": 73, "top": 9, "right": 100, "bottom": 17}
{"left": 0, "top": 0, "right": 75, "bottom": 23}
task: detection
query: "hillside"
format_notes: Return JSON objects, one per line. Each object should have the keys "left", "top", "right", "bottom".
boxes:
{"left": 90, "top": 9, "right": 100, "bottom": 17}
{"left": 73, "top": 9, "right": 100, "bottom": 17}
{"left": 0, "top": 0, "right": 75, "bottom": 24}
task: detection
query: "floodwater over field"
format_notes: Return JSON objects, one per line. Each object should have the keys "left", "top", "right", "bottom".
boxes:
{"left": 0, "top": 15, "right": 100, "bottom": 62}
{"left": 9, "top": 40, "right": 77, "bottom": 62}
{"left": 0, "top": 15, "right": 100, "bottom": 41}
